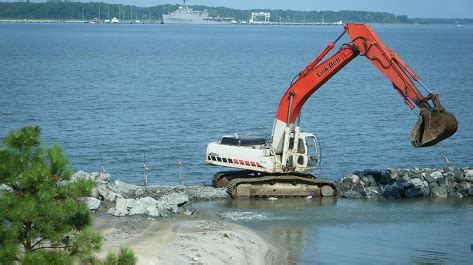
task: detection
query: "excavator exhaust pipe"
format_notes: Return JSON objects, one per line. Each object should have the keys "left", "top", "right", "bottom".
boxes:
{"left": 410, "top": 107, "right": 458, "bottom": 148}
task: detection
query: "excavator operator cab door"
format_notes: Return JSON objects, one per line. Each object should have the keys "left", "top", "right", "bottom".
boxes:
{"left": 304, "top": 134, "right": 321, "bottom": 171}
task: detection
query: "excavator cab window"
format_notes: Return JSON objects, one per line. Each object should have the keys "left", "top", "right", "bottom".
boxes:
{"left": 289, "top": 137, "right": 294, "bottom": 150}
{"left": 297, "top": 139, "right": 306, "bottom": 154}
{"left": 306, "top": 135, "right": 321, "bottom": 169}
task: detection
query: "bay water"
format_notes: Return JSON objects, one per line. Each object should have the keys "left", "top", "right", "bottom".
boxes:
{"left": 1, "top": 23, "right": 472, "bottom": 264}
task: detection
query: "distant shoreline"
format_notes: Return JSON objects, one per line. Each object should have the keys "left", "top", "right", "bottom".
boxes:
{"left": 0, "top": 19, "right": 469, "bottom": 26}
{"left": 1, "top": 2, "right": 471, "bottom": 25}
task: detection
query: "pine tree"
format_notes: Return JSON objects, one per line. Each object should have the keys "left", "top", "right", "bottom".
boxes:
{"left": 0, "top": 126, "right": 101, "bottom": 264}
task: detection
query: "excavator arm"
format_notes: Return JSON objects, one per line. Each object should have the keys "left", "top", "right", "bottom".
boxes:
{"left": 271, "top": 23, "right": 457, "bottom": 153}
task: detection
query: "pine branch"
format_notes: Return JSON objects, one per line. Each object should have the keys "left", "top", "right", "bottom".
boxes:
{"left": 32, "top": 245, "right": 66, "bottom": 251}
{"left": 30, "top": 238, "right": 45, "bottom": 249}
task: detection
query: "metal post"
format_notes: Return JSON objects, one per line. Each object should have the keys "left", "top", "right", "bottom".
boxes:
{"left": 178, "top": 161, "right": 184, "bottom": 185}
{"left": 100, "top": 152, "right": 105, "bottom": 173}
{"left": 144, "top": 152, "right": 148, "bottom": 186}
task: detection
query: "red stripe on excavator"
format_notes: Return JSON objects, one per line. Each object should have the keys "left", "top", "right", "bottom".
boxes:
{"left": 211, "top": 156, "right": 265, "bottom": 168}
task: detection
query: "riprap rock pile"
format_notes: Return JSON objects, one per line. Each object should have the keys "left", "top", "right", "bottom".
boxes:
{"left": 71, "top": 171, "right": 228, "bottom": 217}
{"left": 338, "top": 167, "right": 473, "bottom": 199}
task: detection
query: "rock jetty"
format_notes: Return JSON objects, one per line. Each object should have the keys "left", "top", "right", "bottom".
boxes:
{"left": 71, "top": 171, "right": 228, "bottom": 217}
{"left": 338, "top": 167, "right": 473, "bottom": 199}
{"left": 67, "top": 167, "right": 472, "bottom": 218}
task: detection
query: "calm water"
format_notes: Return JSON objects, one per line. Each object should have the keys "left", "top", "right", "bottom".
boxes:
{"left": 194, "top": 197, "right": 473, "bottom": 264}
{"left": 1, "top": 23, "right": 472, "bottom": 264}
{"left": 1, "top": 23, "right": 472, "bottom": 185}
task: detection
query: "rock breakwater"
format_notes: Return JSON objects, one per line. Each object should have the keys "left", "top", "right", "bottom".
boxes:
{"left": 338, "top": 167, "right": 473, "bottom": 199}
{"left": 71, "top": 171, "right": 228, "bottom": 217}
{"left": 66, "top": 168, "right": 472, "bottom": 218}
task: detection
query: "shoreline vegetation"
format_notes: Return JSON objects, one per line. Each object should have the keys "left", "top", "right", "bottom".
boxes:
{"left": 0, "top": 2, "right": 471, "bottom": 24}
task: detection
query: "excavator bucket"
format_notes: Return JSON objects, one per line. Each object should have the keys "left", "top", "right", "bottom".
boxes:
{"left": 410, "top": 108, "right": 458, "bottom": 148}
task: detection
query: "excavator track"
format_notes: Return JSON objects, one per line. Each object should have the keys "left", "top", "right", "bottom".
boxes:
{"left": 214, "top": 170, "right": 337, "bottom": 198}
{"left": 212, "top": 170, "right": 254, "bottom": 188}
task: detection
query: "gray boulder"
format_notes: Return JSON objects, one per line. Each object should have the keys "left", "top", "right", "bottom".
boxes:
{"left": 431, "top": 171, "right": 444, "bottom": 182}
{"left": 430, "top": 183, "right": 447, "bottom": 198}
{"left": 131, "top": 197, "right": 159, "bottom": 216}
{"left": 392, "top": 181, "right": 407, "bottom": 192}
{"left": 107, "top": 207, "right": 116, "bottom": 215}
{"left": 364, "top": 186, "right": 381, "bottom": 197}
{"left": 128, "top": 200, "right": 146, "bottom": 215}
{"left": 457, "top": 182, "right": 471, "bottom": 196}
{"left": 408, "top": 178, "right": 425, "bottom": 189}
{"left": 420, "top": 185, "right": 430, "bottom": 197}
{"left": 81, "top": 197, "right": 101, "bottom": 211}
{"left": 464, "top": 169, "right": 473, "bottom": 182}
{"left": 160, "top": 192, "right": 189, "bottom": 207}
{"left": 156, "top": 201, "right": 166, "bottom": 214}
{"left": 90, "top": 187, "right": 100, "bottom": 199}
{"left": 167, "top": 204, "right": 179, "bottom": 214}
{"left": 448, "top": 192, "right": 463, "bottom": 199}
{"left": 383, "top": 184, "right": 401, "bottom": 199}
{"left": 96, "top": 185, "right": 123, "bottom": 202}
{"left": 108, "top": 196, "right": 166, "bottom": 217}
{"left": 444, "top": 167, "right": 464, "bottom": 182}
{"left": 139, "top": 196, "right": 158, "bottom": 205}
{"left": 112, "top": 198, "right": 135, "bottom": 217}
{"left": 145, "top": 205, "right": 160, "bottom": 217}
{"left": 361, "top": 175, "right": 376, "bottom": 187}
{"left": 404, "top": 187, "right": 419, "bottom": 198}
{"left": 1, "top": 184, "right": 13, "bottom": 194}
{"left": 105, "top": 191, "right": 123, "bottom": 202}
{"left": 422, "top": 172, "right": 435, "bottom": 183}
{"left": 71, "top": 171, "right": 96, "bottom": 183}
{"left": 364, "top": 169, "right": 391, "bottom": 185}
{"left": 349, "top": 174, "right": 360, "bottom": 184}
{"left": 96, "top": 172, "right": 111, "bottom": 184}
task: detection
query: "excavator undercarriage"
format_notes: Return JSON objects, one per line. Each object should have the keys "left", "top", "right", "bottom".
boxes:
{"left": 213, "top": 170, "right": 337, "bottom": 198}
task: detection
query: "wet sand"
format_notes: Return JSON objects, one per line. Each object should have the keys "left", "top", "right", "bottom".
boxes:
{"left": 92, "top": 210, "right": 285, "bottom": 264}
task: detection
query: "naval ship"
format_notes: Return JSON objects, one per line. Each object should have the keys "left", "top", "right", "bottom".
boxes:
{"left": 163, "top": 0, "right": 233, "bottom": 24}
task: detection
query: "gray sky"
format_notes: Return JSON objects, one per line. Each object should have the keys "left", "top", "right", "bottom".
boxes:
{"left": 111, "top": 0, "right": 473, "bottom": 18}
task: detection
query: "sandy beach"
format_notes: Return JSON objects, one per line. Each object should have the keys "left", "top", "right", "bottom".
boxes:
{"left": 93, "top": 210, "right": 285, "bottom": 264}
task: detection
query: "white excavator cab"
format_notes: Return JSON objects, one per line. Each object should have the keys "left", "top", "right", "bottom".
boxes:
{"left": 289, "top": 132, "right": 321, "bottom": 173}
{"left": 304, "top": 134, "right": 322, "bottom": 170}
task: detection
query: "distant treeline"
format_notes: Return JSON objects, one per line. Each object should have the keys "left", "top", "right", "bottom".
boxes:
{"left": 0, "top": 2, "right": 407, "bottom": 23}
{"left": 0, "top": 2, "right": 471, "bottom": 24}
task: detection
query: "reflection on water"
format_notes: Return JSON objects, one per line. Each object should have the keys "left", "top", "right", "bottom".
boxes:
{"left": 270, "top": 224, "right": 311, "bottom": 265}
{"left": 226, "top": 197, "right": 337, "bottom": 209}
{"left": 193, "top": 198, "right": 473, "bottom": 264}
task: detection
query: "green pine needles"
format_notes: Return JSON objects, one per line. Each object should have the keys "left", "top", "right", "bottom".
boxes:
{"left": 0, "top": 126, "right": 136, "bottom": 264}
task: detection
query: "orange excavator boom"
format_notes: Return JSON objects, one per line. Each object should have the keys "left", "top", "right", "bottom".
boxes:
{"left": 273, "top": 23, "right": 457, "bottom": 149}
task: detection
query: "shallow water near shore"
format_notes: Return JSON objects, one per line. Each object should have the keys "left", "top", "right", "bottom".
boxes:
{"left": 193, "top": 197, "right": 473, "bottom": 264}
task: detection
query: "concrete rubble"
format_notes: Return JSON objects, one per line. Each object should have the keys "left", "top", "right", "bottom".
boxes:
{"left": 337, "top": 167, "right": 473, "bottom": 199}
